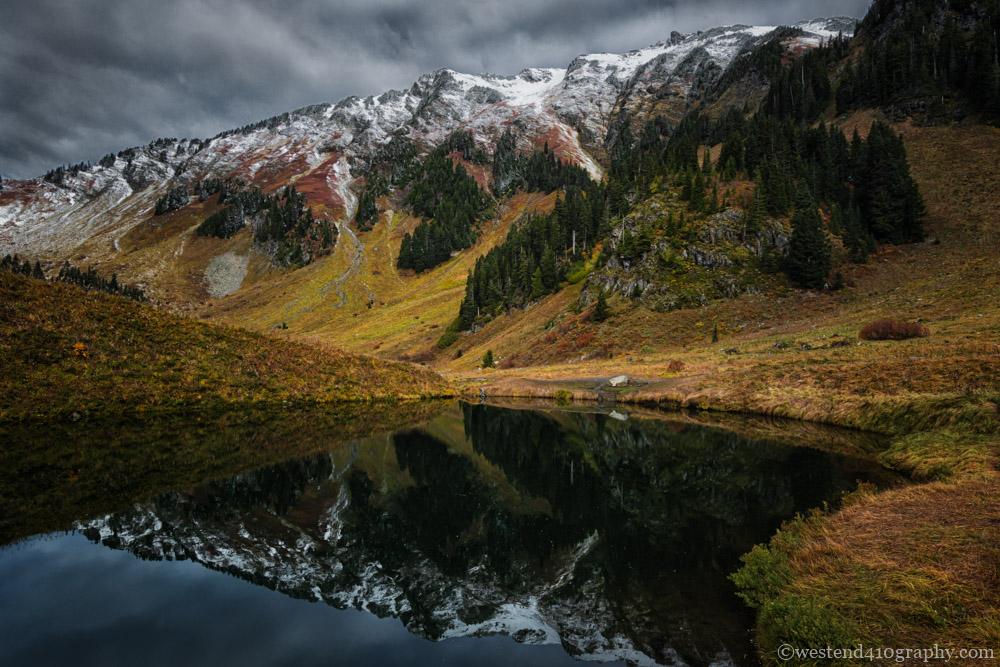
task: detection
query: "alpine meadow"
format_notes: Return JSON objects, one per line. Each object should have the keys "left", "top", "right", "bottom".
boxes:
{"left": 1, "top": 1, "right": 998, "bottom": 665}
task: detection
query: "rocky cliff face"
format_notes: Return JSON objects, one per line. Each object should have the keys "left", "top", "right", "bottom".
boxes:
{"left": 0, "top": 18, "right": 854, "bottom": 259}
{"left": 581, "top": 192, "right": 790, "bottom": 312}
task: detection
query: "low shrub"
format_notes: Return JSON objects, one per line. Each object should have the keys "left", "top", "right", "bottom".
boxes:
{"left": 399, "top": 349, "right": 436, "bottom": 364}
{"left": 436, "top": 327, "right": 459, "bottom": 349}
{"left": 757, "top": 593, "right": 858, "bottom": 664}
{"left": 859, "top": 319, "right": 929, "bottom": 341}
{"left": 498, "top": 354, "right": 520, "bottom": 369}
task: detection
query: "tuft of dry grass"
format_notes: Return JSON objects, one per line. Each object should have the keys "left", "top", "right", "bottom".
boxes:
{"left": 737, "top": 472, "right": 1000, "bottom": 663}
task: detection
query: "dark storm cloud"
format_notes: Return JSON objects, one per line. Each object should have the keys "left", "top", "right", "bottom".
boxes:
{"left": 0, "top": 0, "right": 871, "bottom": 178}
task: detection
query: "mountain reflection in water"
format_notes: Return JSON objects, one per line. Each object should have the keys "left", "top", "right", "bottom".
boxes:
{"left": 1, "top": 402, "right": 900, "bottom": 666}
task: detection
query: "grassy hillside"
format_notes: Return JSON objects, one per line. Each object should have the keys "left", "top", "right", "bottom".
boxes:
{"left": 204, "top": 191, "right": 558, "bottom": 359}
{"left": 0, "top": 271, "right": 450, "bottom": 421}
{"left": 448, "top": 121, "right": 1000, "bottom": 429}
{"left": 446, "top": 119, "right": 1000, "bottom": 659}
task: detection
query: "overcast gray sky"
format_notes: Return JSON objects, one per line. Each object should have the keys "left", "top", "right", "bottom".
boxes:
{"left": 0, "top": 0, "right": 871, "bottom": 179}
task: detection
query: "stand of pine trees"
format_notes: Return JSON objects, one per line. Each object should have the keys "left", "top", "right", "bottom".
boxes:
{"left": 608, "top": 104, "right": 923, "bottom": 264}
{"left": 456, "top": 185, "right": 605, "bottom": 330}
{"left": 397, "top": 147, "right": 489, "bottom": 273}
{"left": 196, "top": 177, "right": 224, "bottom": 201}
{"left": 254, "top": 186, "right": 337, "bottom": 267}
{"left": 43, "top": 161, "right": 91, "bottom": 186}
{"left": 762, "top": 32, "right": 852, "bottom": 122}
{"left": 154, "top": 186, "right": 189, "bottom": 215}
{"left": 196, "top": 183, "right": 337, "bottom": 267}
{"left": 490, "top": 129, "right": 593, "bottom": 197}
{"left": 196, "top": 182, "right": 269, "bottom": 239}
{"left": 1, "top": 255, "right": 45, "bottom": 280}
{"left": 438, "top": 130, "right": 489, "bottom": 164}
{"left": 353, "top": 135, "right": 421, "bottom": 232}
{"left": 354, "top": 175, "right": 387, "bottom": 231}
{"left": 2, "top": 254, "right": 147, "bottom": 302}
{"left": 710, "top": 114, "right": 924, "bottom": 259}
{"left": 56, "top": 263, "right": 147, "bottom": 301}
{"left": 837, "top": 0, "right": 1000, "bottom": 117}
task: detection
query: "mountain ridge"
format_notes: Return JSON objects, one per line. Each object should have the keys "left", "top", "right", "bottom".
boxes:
{"left": 0, "top": 17, "right": 856, "bottom": 260}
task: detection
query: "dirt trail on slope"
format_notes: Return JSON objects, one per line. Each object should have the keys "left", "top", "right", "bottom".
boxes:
{"left": 319, "top": 159, "right": 374, "bottom": 308}
{"left": 321, "top": 221, "right": 371, "bottom": 307}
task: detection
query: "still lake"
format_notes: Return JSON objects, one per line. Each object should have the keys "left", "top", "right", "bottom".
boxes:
{"left": 0, "top": 401, "right": 900, "bottom": 666}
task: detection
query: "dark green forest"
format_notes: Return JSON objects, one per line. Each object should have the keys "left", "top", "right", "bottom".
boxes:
{"left": 838, "top": 0, "right": 1000, "bottom": 116}
{"left": 396, "top": 148, "right": 490, "bottom": 272}
{"left": 196, "top": 183, "right": 337, "bottom": 267}
{"left": 446, "top": 0, "right": 955, "bottom": 333}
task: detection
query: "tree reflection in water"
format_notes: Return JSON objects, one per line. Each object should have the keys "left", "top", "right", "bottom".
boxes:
{"left": 73, "top": 402, "right": 898, "bottom": 666}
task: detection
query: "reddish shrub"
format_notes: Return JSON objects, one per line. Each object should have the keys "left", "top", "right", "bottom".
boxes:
{"left": 859, "top": 319, "right": 930, "bottom": 341}
{"left": 498, "top": 354, "right": 520, "bottom": 369}
{"left": 399, "top": 349, "right": 437, "bottom": 364}
{"left": 667, "top": 359, "right": 685, "bottom": 372}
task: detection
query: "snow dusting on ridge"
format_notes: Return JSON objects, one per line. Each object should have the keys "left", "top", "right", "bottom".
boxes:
{"left": 0, "top": 17, "right": 856, "bottom": 258}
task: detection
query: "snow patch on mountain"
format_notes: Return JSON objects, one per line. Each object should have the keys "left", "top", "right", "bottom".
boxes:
{"left": 0, "top": 17, "right": 856, "bottom": 260}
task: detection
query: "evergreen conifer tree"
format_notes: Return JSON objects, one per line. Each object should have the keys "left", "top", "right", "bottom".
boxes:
{"left": 592, "top": 289, "right": 610, "bottom": 322}
{"left": 785, "top": 188, "right": 831, "bottom": 289}
{"left": 530, "top": 268, "right": 544, "bottom": 299}
{"left": 459, "top": 278, "right": 477, "bottom": 329}
{"left": 745, "top": 187, "right": 767, "bottom": 237}
{"left": 843, "top": 202, "right": 875, "bottom": 263}
{"left": 540, "top": 245, "right": 558, "bottom": 290}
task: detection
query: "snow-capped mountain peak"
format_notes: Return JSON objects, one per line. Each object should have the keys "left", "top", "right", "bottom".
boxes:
{"left": 0, "top": 17, "right": 855, "bottom": 259}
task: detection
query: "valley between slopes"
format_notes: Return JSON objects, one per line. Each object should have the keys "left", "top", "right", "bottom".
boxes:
{"left": 2, "top": 5, "right": 999, "bottom": 663}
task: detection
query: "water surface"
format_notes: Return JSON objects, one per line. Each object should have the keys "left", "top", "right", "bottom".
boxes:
{"left": 0, "top": 401, "right": 900, "bottom": 666}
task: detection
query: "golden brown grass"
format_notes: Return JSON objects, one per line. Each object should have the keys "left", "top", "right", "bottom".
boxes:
{"left": 738, "top": 469, "right": 1000, "bottom": 664}
{"left": 203, "top": 191, "right": 558, "bottom": 359}
{"left": 0, "top": 271, "right": 450, "bottom": 420}
{"left": 798, "top": 477, "right": 1000, "bottom": 644}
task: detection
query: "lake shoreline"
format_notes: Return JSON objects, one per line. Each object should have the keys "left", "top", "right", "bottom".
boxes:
{"left": 1, "top": 400, "right": 904, "bottom": 665}
{"left": 455, "top": 370, "right": 1000, "bottom": 664}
